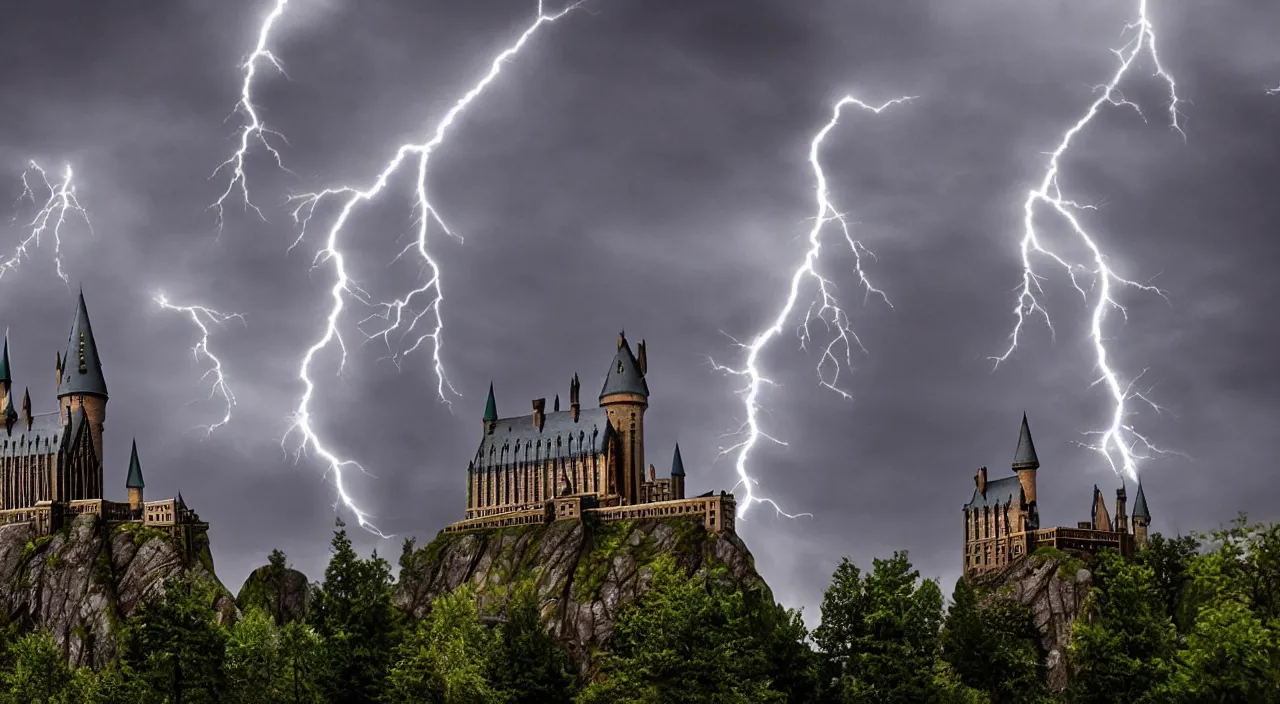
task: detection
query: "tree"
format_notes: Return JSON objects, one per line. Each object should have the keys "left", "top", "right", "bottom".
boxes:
{"left": 490, "top": 582, "right": 577, "bottom": 704}
{"left": 1133, "top": 532, "right": 1200, "bottom": 632}
{"left": 224, "top": 607, "right": 283, "bottom": 704}
{"left": 940, "top": 578, "right": 1045, "bottom": 703}
{"left": 1068, "top": 549, "right": 1176, "bottom": 704}
{"left": 385, "top": 585, "right": 506, "bottom": 703}
{"left": 277, "top": 620, "right": 325, "bottom": 703}
{"left": 0, "top": 631, "right": 74, "bottom": 703}
{"left": 307, "top": 517, "right": 401, "bottom": 703}
{"left": 118, "top": 572, "right": 229, "bottom": 704}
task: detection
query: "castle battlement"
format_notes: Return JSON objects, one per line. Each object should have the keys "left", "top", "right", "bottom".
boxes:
{"left": 444, "top": 332, "right": 735, "bottom": 535}
{"left": 0, "top": 291, "right": 206, "bottom": 543}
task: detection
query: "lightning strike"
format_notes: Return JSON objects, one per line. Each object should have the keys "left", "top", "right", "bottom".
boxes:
{"left": 154, "top": 294, "right": 245, "bottom": 436}
{"left": 711, "top": 96, "right": 912, "bottom": 521}
{"left": 209, "top": 0, "right": 292, "bottom": 233}
{"left": 2, "top": 162, "right": 92, "bottom": 284}
{"left": 992, "top": 0, "right": 1182, "bottom": 484}
{"left": 282, "top": 1, "right": 582, "bottom": 536}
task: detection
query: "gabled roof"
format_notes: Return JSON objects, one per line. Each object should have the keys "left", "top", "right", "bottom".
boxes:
{"left": 0, "top": 411, "right": 62, "bottom": 458}
{"left": 671, "top": 444, "right": 685, "bottom": 477}
{"left": 1132, "top": 481, "right": 1150, "bottom": 520}
{"left": 599, "top": 334, "right": 648, "bottom": 400}
{"left": 126, "top": 439, "right": 145, "bottom": 489}
{"left": 59, "top": 290, "right": 108, "bottom": 398}
{"left": 473, "top": 407, "right": 614, "bottom": 472}
{"left": 1012, "top": 413, "right": 1040, "bottom": 470}
{"left": 965, "top": 475, "right": 1023, "bottom": 510}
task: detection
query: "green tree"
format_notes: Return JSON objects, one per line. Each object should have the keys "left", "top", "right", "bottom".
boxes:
{"left": 224, "top": 607, "right": 284, "bottom": 703}
{"left": 490, "top": 582, "right": 576, "bottom": 704}
{"left": 577, "top": 557, "right": 787, "bottom": 704}
{"left": 118, "top": 572, "right": 229, "bottom": 704}
{"left": 1068, "top": 549, "right": 1175, "bottom": 704}
{"left": 1133, "top": 532, "right": 1200, "bottom": 631}
{"left": 0, "top": 631, "right": 74, "bottom": 703}
{"left": 278, "top": 619, "right": 325, "bottom": 703}
{"left": 385, "top": 585, "right": 506, "bottom": 703}
{"left": 940, "top": 578, "right": 1045, "bottom": 703}
{"left": 308, "top": 517, "right": 400, "bottom": 703}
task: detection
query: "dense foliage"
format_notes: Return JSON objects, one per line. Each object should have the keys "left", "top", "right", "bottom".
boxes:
{"left": 1, "top": 515, "right": 1278, "bottom": 702}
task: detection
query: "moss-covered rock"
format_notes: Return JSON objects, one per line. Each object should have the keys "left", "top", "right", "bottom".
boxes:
{"left": 236, "top": 564, "right": 311, "bottom": 625}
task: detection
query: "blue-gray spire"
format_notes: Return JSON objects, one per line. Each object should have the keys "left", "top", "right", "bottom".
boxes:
{"left": 483, "top": 382, "right": 497, "bottom": 422}
{"left": 1012, "top": 412, "right": 1039, "bottom": 471}
{"left": 599, "top": 332, "right": 649, "bottom": 400}
{"left": 126, "top": 439, "right": 144, "bottom": 489}
{"left": 0, "top": 333, "right": 10, "bottom": 385}
{"left": 1132, "top": 480, "right": 1150, "bottom": 521}
{"left": 671, "top": 444, "right": 685, "bottom": 477}
{"left": 58, "top": 289, "right": 107, "bottom": 398}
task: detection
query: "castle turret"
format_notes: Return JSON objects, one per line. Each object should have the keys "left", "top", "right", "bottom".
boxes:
{"left": 126, "top": 439, "right": 145, "bottom": 510}
{"left": 1012, "top": 413, "right": 1039, "bottom": 507}
{"left": 58, "top": 290, "right": 109, "bottom": 481}
{"left": 1131, "top": 480, "right": 1151, "bottom": 546}
{"left": 1115, "top": 483, "right": 1128, "bottom": 535}
{"left": 483, "top": 382, "right": 497, "bottom": 435}
{"left": 600, "top": 332, "right": 649, "bottom": 505}
{"left": 670, "top": 443, "right": 686, "bottom": 500}
{"left": 0, "top": 333, "right": 11, "bottom": 415}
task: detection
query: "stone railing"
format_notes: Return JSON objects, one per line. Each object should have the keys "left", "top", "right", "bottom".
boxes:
{"left": 591, "top": 494, "right": 736, "bottom": 534}
{"left": 443, "top": 507, "right": 551, "bottom": 533}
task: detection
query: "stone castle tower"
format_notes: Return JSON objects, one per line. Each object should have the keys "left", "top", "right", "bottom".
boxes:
{"left": 599, "top": 333, "right": 649, "bottom": 505}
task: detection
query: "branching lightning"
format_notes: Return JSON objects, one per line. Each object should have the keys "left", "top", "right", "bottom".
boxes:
{"left": 2, "top": 162, "right": 91, "bottom": 284}
{"left": 209, "top": 0, "right": 292, "bottom": 234}
{"left": 281, "top": 1, "right": 582, "bottom": 536}
{"left": 710, "top": 96, "right": 912, "bottom": 521}
{"left": 154, "top": 294, "right": 246, "bottom": 436}
{"left": 992, "top": 0, "right": 1182, "bottom": 484}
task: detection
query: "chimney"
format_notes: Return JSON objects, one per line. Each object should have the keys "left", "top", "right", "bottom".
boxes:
{"left": 569, "top": 374, "right": 580, "bottom": 421}
{"left": 974, "top": 466, "right": 988, "bottom": 496}
{"left": 1115, "top": 485, "right": 1128, "bottom": 534}
{"left": 532, "top": 398, "right": 546, "bottom": 430}
{"left": 637, "top": 340, "right": 647, "bottom": 376}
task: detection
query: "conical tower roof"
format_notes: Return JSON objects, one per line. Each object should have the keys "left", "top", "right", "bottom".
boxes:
{"left": 600, "top": 332, "right": 649, "bottom": 400}
{"left": 0, "top": 333, "right": 11, "bottom": 385}
{"left": 1012, "top": 413, "right": 1040, "bottom": 471}
{"left": 671, "top": 444, "right": 685, "bottom": 476}
{"left": 1132, "top": 480, "right": 1150, "bottom": 521}
{"left": 59, "top": 289, "right": 107, "bottom": 398}
{"left": 483, "top": 382, "right": 498, "bottom": 422}
{"left": 126, "top": 439, "right": 145, "bottom": 489}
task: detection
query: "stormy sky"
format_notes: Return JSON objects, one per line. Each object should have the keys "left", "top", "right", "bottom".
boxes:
{"left": 2, "top": 0, "right": 1278, "bottom": 621}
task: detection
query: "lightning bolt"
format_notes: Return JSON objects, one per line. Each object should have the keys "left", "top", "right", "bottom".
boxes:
{"left": 154, "top": 294, "right": 245, "bottom": 436}
{"left": 282, "top": 1, "right": 582, "bottom": 536}
{"left": 209, "top": 0, "right": 292, "bottom": 234}
{"left": 2, "top": 162, "right": 91, "bottom": 284}
{"left": 992, "top": 0, "right": 1182, "bottom": 484}
{"left": 711, "top": 96, "right": 912, "bottom": 521}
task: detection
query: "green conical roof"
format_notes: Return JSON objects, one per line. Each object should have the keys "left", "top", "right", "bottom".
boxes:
{"left": 600, "top": 333, "right": 649, "bottom": 400}
{"left": 126, "top": 439, "right": 144, "bottom": 489}
{"left": 0, "top": 333, "right": 10, "bottom": 384}
{"left": 483, "top": 382, "right": 498, "bottom": 422}
{"left": 1132, "top": 480, "right": 1150, "bottom": 520}
{"left": 59, "top": 289, "right": 107, "bottom": 398}
{"left": 671, "top": 444, "right": 685, "bottom": 476}
{"left": 1012, "top": 413, "right": 1039, "bottom": 471}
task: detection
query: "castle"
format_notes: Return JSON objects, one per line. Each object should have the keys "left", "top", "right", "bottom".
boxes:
{"left": 962, "top": 413, "right": 1151, "bottom": 578}
{"left": 0, "top": 291, "right": 206, "bottom": 543}
{"left": 444, "top": 332, "right": 736, "bottom": 534}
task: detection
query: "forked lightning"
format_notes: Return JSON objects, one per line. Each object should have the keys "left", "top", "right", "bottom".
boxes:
{"left": 2, "top": 162, "right": 91, "bottom": 284}
{"left": 711, "top": 96, "right": 912, "bottom": 520}
{"left": 992, "top": 0, "right": 1181, "bottom": 484}
{"left": 282, "top": 1, "right": 582, "bottom": 535}
{"left": 154, "top": 294, "right": 245, "bottom": 436}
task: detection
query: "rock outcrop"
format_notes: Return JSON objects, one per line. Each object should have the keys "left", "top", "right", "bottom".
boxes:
{"left": 394, "top": 518, "right": 765, "bottom": 665}
{"left": 236, "top": 563, "right": 312, "bottom": 624}
{"left": 973, "top": 551, "right": 1091, "bottom": 692}
{"left": 0, "top": 515, "right": 236, "bottom": 668}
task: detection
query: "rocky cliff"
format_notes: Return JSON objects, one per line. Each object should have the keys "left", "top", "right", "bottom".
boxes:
{"left": 394, "top": 518, "right": 765, "bottom": 665}
{"left": 0, "top": 515, "right": 236, "bottom": 668}
{"left": 236, "top": 563, "right": 312, "bottom": 624}
{"left": 972, "top": 550, "right": 1092, "bottom": 692}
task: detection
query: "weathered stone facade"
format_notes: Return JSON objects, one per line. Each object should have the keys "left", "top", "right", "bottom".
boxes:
{"left": 447, "top": 332, "right": 734, "bottom": 535}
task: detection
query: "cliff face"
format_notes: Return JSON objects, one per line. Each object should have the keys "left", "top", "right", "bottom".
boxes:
{"left": 0, "top": 515, "right": 236, "bottom": 668}
{"left": 236, "top": 564, "right": 312, "bottom": 624}
{"left": 973, "top": 552, "right": 1091, "bottom": 692}
{"left": 395, "top": 518, "right": 765, "bottom": 664}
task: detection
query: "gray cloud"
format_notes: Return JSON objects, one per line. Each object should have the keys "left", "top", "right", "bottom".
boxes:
{"left": 1, "top": 0, "right": 1277, "bottom": 624}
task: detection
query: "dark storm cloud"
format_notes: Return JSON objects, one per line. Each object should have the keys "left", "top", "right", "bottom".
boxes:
{"left": 1, "top": 0, "right": 1278, "bottom": 622}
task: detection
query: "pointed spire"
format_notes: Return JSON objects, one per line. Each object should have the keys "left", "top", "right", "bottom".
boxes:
{"left": 126, "top": 439, "right": 145, "bottom": 489}
{"left": 0, "top": 332, "right": 11, "bottom": 385}
{"left": 1132, "top": 480, "right": 1150, "bottom": 521}
{"left": 671, "top": 444, "right": 685, "bottom": 476}
{"left": 1012, "top": 412, "right": 1040, "bottom": 471}
{"left": 483, "top": 382, "right": 498, "bottom": 422}
{"left": 58, "top": 288, "right": 108, "bottom": 398}
{"left": 553, "top": 394, "right": 560, "bottom": 412}
{"left": 600, "top": 333, "right": 649, "bottom": 400}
